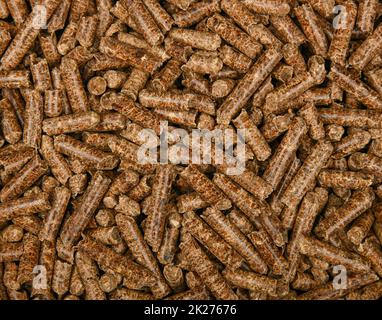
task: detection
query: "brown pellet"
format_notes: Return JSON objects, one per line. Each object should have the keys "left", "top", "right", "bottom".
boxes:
{"left": 299, "top": 103, "right": 325, "bottom": 141}
{"left": 217, "top": 48, "right": 282, "bottom": 126}
{"left": 280, "top": 140, "right": 333, "bottom": 210}
{"left": 0, "top": 225, "right": 23, "bottom": 243}
{"left": 59, "top": 171, "right": 111, "bottom": 248}
{"left": 233, "top": 110, "right": 271, "bottom": 162}
{"left": 328, "top": 64, "right": 382, "bottom": 111}
{"left": 315, "top": 188, "right": 375, "bottom": 240}
{"left": 169, "top": 28, "right": 221, "bottom": 52}
{"left": 219, "top": 45, "right": 252, "bottom": 74}
{"left": 223, "top": 268, "right": 278, "bottom": 296}
{"left": 144, "top": 165, "right": 175, "bottom": 252}
{"left": 52, "top": 260, "right": 72, "bottom": 297}
{"left": 0, "top": 1, "right": 60, "bottom": 71}
{"left": 207, "top": 13, "right": 262, "bottom": 60}
{"left": 60, "top": 58, "right": 90, "bottom": 113}
{"left": 202, "top": 207, "right": 268, "bottom": 274}
{"left": 0, "top": 155, "right": 48, "bottom": 202}
{"left": 172, "top": 0, "right": 220, "bottom": 28}
{"left": 328, "top": 1, "right": 357, "bottom": 67}
{"left": 54, "top": 135, "right": 119, "bottom": 170}
{"left": 347, "top": 210, "right": 375, "bottom": 246}
{"left": 263, "top": 56, "right": 326, "bottom": 115}
{"left": 17, "top": 233, "right": 40, "bottom": 285}
{"left": 263, "top": 117, "right": 307, "bottom": 190}
{"left": 216, "top": 164, "right": 272, "bottom": 201}
{"left": 349, "top": 24, "right": 382, "bottom": 71}
{"left": 213, "top": 173, "right": 270, "bottom": 221}
{"left": 77, "top": 236, "right": 156, "bottom": 289}
{"left": 357, "top": 236, "right": 382, "bottom": 277}
{"left": 127, "top": 0, "right": 164, "bottom": 47}
{"left": 39, "top": 187, "right": 71, "bottom": 243}
{"left": 182, "top": 210, "right": 243, "bottom": 269}
{"left": 227, "top": 209, "right": 255, "bottom": 236}
{"left": 180, "top": 236, "right": 238, "bottom": 300}
{"left": 318, "top": 170, "right": 374, "bottom": 190}
{"left": 183, "top": 52, "right": 223, "bottom": 75}
{"left": 295, "top": 4, "right": 327, "bottom": 57}
{"left": 40, "top": 135, "right": 73, "bottom": 185}
{"left": 87, "top": 77, "right": 107, "bottom": 96}
{"left": 116, "top": 214, "right": 171, "bottom": 298}
{"left": 23, "top": 90, "right": 43, "bottom": 148}
{"left": 43, "top": 112, "right": 100, "bottom": 136}
{"left": 299, "top": 235, "right": 370, "bottom": 274}
{"left": 0, "top": 0, "right": 380, "bottom": 302}
{"left": 270, "top": 14, "right": 306, "bottom": 46}
{"left": 157, "top": 212, "right": 182, "bottom": 265}
{"left": 75, "top": 251, "right": 105, "bottom": 300}
{"left": 248, "top": 229, "right": 288, "bottom": 276}
{"left": 0, "top": 98, "right": 22, "bottom": 144}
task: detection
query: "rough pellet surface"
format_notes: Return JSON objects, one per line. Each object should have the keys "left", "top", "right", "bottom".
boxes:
{"left": 1, "top": 0, "right": 382, "bottom": 302}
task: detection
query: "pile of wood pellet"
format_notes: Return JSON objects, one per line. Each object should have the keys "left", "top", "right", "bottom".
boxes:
{"left": 1, "top": 0, "right": 382, "bottom": 301}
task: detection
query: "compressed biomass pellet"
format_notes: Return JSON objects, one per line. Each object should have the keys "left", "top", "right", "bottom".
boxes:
{"left": 0, "top": 0, "right": 381, "bottom": 302}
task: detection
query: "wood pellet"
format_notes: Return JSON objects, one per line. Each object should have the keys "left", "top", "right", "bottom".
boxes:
{"left": 0, "top": 0, "right": 382, "bottom": 301}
